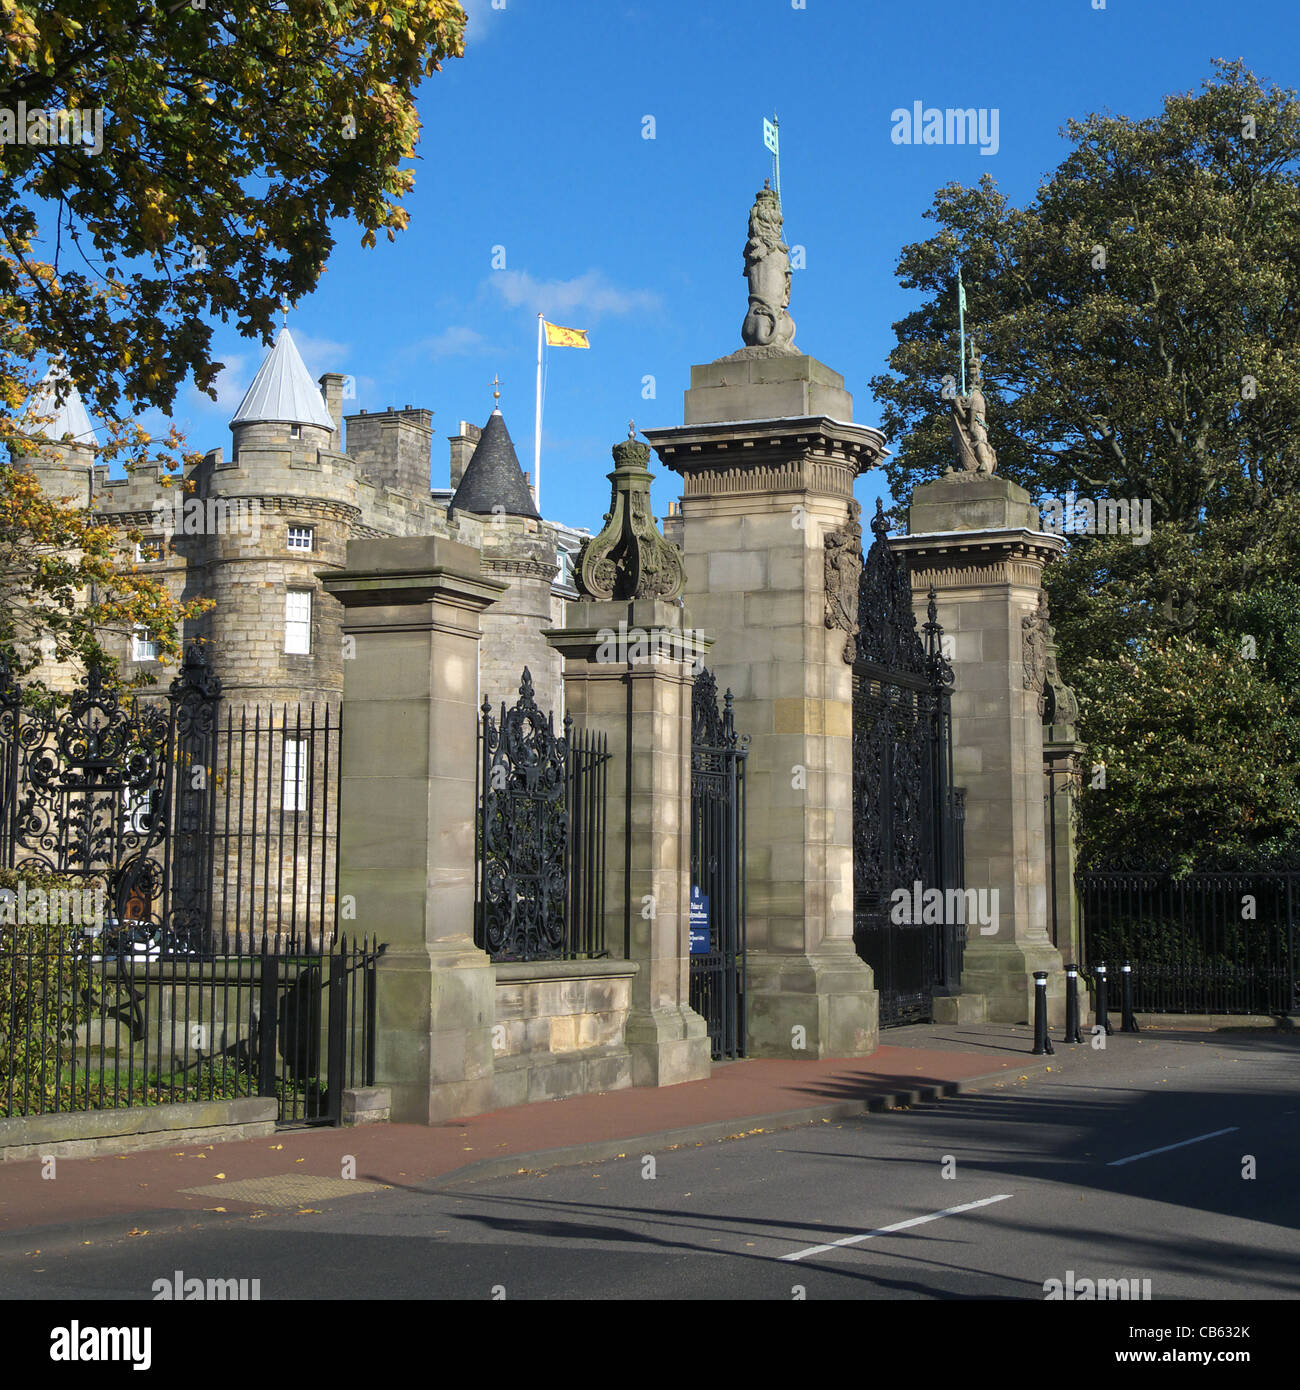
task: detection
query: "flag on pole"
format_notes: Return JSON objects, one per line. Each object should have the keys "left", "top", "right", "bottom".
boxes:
{"left": 544, "top": 321, "right": 589, "bottom": 349}
{"left": 763, "top": 117, "right": 779, "bottom": 154}
{"left": 958, "top": 273, "right": 967, "bottom": 315}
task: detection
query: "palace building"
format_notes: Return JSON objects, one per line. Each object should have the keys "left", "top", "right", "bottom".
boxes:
{"left": 14, "top": 329, "right": 585, "bottom": 715}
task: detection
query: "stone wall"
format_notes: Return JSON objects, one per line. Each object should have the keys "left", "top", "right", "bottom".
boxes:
{"left": 492, "top": 960, "right": 637, "bottom": 1106}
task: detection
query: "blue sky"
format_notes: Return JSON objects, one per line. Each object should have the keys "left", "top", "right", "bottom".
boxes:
{"left": 148, "top": 0, "right": 1300, "bottom": 535}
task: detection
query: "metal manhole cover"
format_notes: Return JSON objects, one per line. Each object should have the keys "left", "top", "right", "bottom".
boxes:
{"left": 182, "top": 1175, "right": 388, "bottom": 1205}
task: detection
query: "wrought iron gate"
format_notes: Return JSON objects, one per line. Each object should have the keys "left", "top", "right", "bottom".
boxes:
{"left": 851, "top": 501, "right": 964, "bottom": 1026}
{"left": 475, "top": 668, "right": 610, "bottom": 962}
{"left": 689, "top": 669, "right": 748, "bottom": 1059}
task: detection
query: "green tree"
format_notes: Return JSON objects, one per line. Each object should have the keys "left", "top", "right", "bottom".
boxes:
{"left": 870, "top": 59, "right": 1300, "bottom": 865}
{"left": 2, "top": 0, "right": 467, "bottom": 415}
{"left": 0, "top": 0, "right": 467, "bottom": 681}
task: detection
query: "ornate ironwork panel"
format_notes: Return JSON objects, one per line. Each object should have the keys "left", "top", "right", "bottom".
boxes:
{"left": 852, "top": 501, "right": 963, "bottom": 1025}
{"left": 690, "top": 668, "right": 749, "bottom": 1060}
{"left": 0, "top": 645, "right": 223, "bottom": 950}
{"left": 476, "top": 669, "right": 609, "bottom": 963}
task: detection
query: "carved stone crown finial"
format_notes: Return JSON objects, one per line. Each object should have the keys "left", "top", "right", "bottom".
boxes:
{"left": 575, "top": 429, "right": 685, "bottom": 603}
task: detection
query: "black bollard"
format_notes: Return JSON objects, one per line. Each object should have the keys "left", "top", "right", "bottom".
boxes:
{"left": 1063, "top": 964, "right": 1083, "bottom": 1044}
{"left": 1032, "top": 970, "right": 1055, "bottom": 1055}
{"left": 1120, "top": 961, "right": 1141, "bottom": 1033}
{"left": 1094, "top": 961, "right": 1114, "bottom": 1035}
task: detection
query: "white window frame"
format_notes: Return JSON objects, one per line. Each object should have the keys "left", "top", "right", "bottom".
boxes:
{"left": 131, "top": 626, "right": 157, "bottom": 662}
{"left": 289, "top": 424, "right": 302, "bottom": 440}
{"left": 135, "top": 536, "right": 164, "bottom": 563}
{"left": 283, "top": 737, "right": 309, "bottom": 814}
{"left": 286, "top": 525, "right": 314, "bottom": 552}
{"left": 285, "top": 589, "right": 312, "bottom": 654}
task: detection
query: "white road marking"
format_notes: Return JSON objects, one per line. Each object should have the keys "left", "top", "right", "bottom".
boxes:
{"left": 779, "top": 1194, "right": 1014, "bottom": 1262}
{"left": 1107, "top": 1126, "right": 1239, "bottom": 1167}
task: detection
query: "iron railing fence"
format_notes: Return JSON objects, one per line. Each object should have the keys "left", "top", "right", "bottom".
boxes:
{"left": 209, "top": 702, "right": 342, "bottom": 952}
{"left": 1078, "top": 870, "right": 1298, "bottom": 1015}
{"left": 0, "top": 646, "right": 343, "bottom": 955}
{"left": 0, "top": 925, "right": 379, "bottom": 1125}
{"left": 476, "top": 668, "right": 610, "bottom": 963}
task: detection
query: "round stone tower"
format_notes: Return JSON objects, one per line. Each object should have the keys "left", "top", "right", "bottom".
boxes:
{"left": 190, "top": 326, "right": 358, "bottom": 707}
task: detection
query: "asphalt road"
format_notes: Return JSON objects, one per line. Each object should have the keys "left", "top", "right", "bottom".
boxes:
{"left": 2, "top": 1028, "right": 1297, "bottom": 1301}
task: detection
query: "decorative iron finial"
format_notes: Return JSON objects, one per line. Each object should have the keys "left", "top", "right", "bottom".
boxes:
{"left": 574, "top": 429, "right": 685, "bottom": 602}
{"left": 169, "top": 640, "right": 222, "bottom": 701}
{"left": 491, "top": 374, "right": 502, "bottom": 407}
{"left": 923, "top": 584, "right": 954, "bottom": 687}
{"left": 280, "top": 299, "right": 289, "bottom": 329}
{"left": 870, "top": 496, "right": 890, "bottom": 542}
{"left": 628, "top": 418, "right": 636, "bottom": 439}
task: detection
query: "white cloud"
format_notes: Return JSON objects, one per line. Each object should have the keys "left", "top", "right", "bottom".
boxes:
{"left": 486, "top": 269, "right": 661, "bottom": 323}
{"left": 458, "top": 0, "right": 506, "bottom": 47}
{"left": 187, "top": 352, "right": 250, "bottom": 414}
{"left": 290, "top": 331, "right": 350, "bottom": 374}
{"left": 420, "top": 325, "right": 493, "bottom": 358}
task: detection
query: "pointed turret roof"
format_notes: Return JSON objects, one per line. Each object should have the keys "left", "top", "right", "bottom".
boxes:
{"left": 448, "top": 409, "right": 540, "bottom": 519}
{"left": 230, "top": 326, "right": 335, "bottom": 430}
{"left": 25, "top": 367, "right": 99, "bottom": 447}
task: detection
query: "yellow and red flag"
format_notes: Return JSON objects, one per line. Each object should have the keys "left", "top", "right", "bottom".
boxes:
{"left": 544, "top": 321, "right": 589, "bottom": 349}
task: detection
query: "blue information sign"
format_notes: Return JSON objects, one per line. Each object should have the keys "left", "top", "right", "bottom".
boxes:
{"left": 689, "top": 886, "right": 710, "bottom": 954}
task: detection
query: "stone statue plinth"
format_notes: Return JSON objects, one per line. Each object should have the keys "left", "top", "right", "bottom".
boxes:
{"left": 684, "top": 354, "right": 853, "bottom": 426}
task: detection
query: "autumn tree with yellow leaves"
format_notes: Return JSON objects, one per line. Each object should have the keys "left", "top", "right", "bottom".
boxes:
{"left": 0, "top": 0, "right": 468, "bottom": 685}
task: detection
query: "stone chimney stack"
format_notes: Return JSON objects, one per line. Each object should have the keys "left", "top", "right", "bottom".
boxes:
{"left": 448, "top": 421, "right": 482, "bottom": 490}
{"left": 318, "top": 373, "right": 347, "bottom": 452}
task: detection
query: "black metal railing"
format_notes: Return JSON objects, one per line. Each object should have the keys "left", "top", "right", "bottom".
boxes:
{"left": 0, "top": 920, "right": 380, "bottom": 1125}
{"left": 210, "top": 701, "right": 341, "bottom": 952}
{"left": 0, "top": 645, "right": 343, "bottom": 955}
{"left": 476, "top": 668, "right": 609, "bottom": 962}
{"left": 1078, "top": 869, "right": 1298, "bottom": 1015}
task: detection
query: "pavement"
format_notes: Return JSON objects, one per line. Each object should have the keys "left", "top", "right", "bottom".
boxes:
{"left": 0, "top": 1023, "right": 1061, "bottom": 1252}
{"left": 3, "top": 1020, "right": 1296, "bottom": 1307}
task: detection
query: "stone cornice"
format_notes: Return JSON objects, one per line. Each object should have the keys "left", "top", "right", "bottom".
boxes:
{"left": 100, "top": 495, "right": 363, "bottom": 527}
{"left": 891, "top": 527, "right": 1064, "bottom": 588}
{"left": 481, "top": 556, "right": 560, "bottom": 581}
{"left": 321, "top": 565, "right": 507, "bottom": 614}
{"left": 644, "top": 416, "right": 888, "bottom": 501}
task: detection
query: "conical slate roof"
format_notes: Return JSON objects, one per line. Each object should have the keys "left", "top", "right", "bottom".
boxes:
{"left": 449, "top": 409, "right": 539, "bottom": 519}
{"left": 26, "top": 367, "right": 98, "bottom": 447}
{"left": 230, "top": 327, "right": 335, "bottom": 430}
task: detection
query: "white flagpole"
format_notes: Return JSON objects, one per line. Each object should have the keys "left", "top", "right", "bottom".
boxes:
{"left": 772, "top": 112, "right": 781, "bottom": 207}
{"left": 533, "top": 312, "right": 544, "bottom": 512}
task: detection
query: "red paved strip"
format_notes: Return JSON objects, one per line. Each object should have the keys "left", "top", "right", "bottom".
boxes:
{"left": 0, "top": 1045, "right": 1037, "bottom": 1241}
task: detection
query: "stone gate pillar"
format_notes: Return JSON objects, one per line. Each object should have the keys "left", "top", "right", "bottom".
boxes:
{"left": 646, "top": 381, "right": 887, "bottom": 1059}
{"left": 890, "top": 361, "right": 1068, "bottom": 1022}
{"left": 545, "top": 432, "right": 712, "bottom": 1086}
{"left": 321, "top": 536, "right": 506, "bottom": 1123}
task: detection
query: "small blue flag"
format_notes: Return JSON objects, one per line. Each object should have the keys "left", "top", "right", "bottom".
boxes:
{"left": 763, "top": 117, "right": 779, "bottom": 155}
